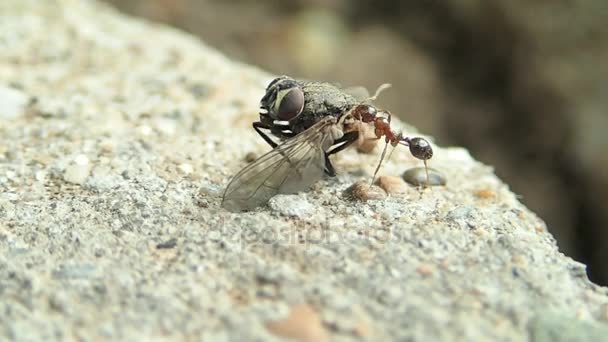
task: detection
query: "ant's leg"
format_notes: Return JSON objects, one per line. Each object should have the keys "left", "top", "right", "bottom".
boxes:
{"left": 324, "top": 131, "right": 359, "bottom": 177}
{"left": 253, "top": 122, "right": 279, "bottom": 148}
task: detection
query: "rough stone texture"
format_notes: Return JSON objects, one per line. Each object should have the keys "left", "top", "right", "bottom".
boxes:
{"left": 1, "top": 1, "right": 607, "bottom": 341}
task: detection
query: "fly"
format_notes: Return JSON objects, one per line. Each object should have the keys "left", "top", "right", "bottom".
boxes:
{"left": 221, "top": 76, "right": 433, "bottom": 212}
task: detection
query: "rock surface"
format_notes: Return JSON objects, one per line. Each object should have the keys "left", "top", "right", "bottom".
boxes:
{"left": 1, "top": 1, "right": 607, "bottom": 341}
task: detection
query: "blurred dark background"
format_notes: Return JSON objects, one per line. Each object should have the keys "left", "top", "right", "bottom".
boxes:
{"left": 103, "top": 0, "right": 608, "bottom": 286}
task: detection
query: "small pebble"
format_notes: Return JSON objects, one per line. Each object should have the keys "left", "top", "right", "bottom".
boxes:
{"left": 353, "top": 322, "right": 371, "bottom": 338}
{"left": 138, "top": 125, "right": 152, "bottom": 136}
{"left": 269, "top": 194, "right": 315, "bottom": 218}
{"left": 156, "top": 238, "right": 177, "bottom": 249}
{"left": 376, "top": 175, "right": 408, "bottom": 195}
{"left": 446, "top": 206, "right": 473, "bottom": 221}
{"left": 74, "top": 154, "right": 89, "bottom": 166}
{"left": 244, "top": 152, "right": 257, "bottom": 162}
{"left": 416, "top": 264, "right": 434, "bottom": 277}
{"left": 35, "top": 170, "right": 46, "bottom": 182}
{"left": 178, "top": 163, "right": 193, "bottom": 174}
{"left": 99, "top": 140, "right": 115, "bottom": 153}
{"left": 64, "top": 155, "right": 91, "bottom": 185}
{"left": 347, "top": 180, "right": 387, "bottom": 201}
{"left": 473, "top": 188, "right": 496, "bottom": 199}
{"left": 511, "top": 254, "right": 528, "bottom": 268}
{"left": 402, "top": 167, "right": 446, "bottom": 186}
{"left": 0, "top": 85, "right": 28, "bottom": 119}
{"left": 266, "top": 304, "right": 330, "bottom": 342}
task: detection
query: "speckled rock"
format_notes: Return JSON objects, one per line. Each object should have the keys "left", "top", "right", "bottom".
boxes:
{"left": 0, "top": 1, "right": 607, "bottom": 341}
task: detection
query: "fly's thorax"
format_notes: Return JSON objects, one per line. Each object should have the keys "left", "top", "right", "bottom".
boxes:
{"left": 300, "top": 82, "right": 359, "bottom": 119}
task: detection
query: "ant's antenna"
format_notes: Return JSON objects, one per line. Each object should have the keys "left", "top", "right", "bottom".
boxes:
{"left": 366, "top": 83, "right": 392, "bottom": 102}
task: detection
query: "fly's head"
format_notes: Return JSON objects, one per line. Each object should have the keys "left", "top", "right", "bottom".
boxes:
{"left": 260, "top": 76, "right": 305, "bottom": 122}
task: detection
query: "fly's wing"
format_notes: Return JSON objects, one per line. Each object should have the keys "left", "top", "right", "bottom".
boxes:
{"left": 222, "top": 117, "right": 338, "bottom": 212}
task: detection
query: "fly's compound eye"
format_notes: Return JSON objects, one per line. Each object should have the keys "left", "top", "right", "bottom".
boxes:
{"left": 275, "top": 87, "right": 305, "bottom": 121}
{"left": 409, "top": 137, "right": 433, "bottom": 160}
{"left": 266, "top": 75, "right": 290, "bottom": 91}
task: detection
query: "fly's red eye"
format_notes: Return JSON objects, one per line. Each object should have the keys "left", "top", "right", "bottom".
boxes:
{"left": 277, "top": 88, "right": 304, "bottom": 120}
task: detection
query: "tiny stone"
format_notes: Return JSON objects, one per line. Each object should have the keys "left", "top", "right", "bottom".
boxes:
{"left": 511, "top": 254, "right": 528, "bottom": 268}
{"left": 0, "top": 85, "right": 28, "bottom": 119}
{"left": 64, "top": 156, "right": 92, "bottom": 185}
{"left": 244, "top": 152, "right": 258, "bottom": 162}
{"left": 35, "top": 171, "right": 45, "bottom": 182}
{"left": 402, "top": 167, "right": 446, "bottom": 186}
{"left": 178, "top": 163, "right": 193, "bottom": 174}
{"left": 188, "top": 83, "right": 209, "bottom": 99}
{"left": 49, "top": 293, "right": 69, "bottom": 313}
{"left": 99, "top": 140, "right": 115, "bottom": 153}
{"left": 156, "top": 238, "right": 177, "bottom": 249}
{"left": 256, "top": 284, "right": 277, "bottom": 298}
{"left": 268, "top": 194, "right": 314, "bottom": 218}
{"left": 446, "top": 206, "right": 473, "bottom": 221}
{"left": 474, "top": 188, "right": 496, "bottom": 199}
{"left": 347, "top": 180, "right": 387, "bottom": 201}
{"left": 376, "top": 175, "right": 408, "bottom": 195}
{"left": 416, "top": 264, "right": 434, "bottom": 277}
{"left": 138, "top": 125, "right": 152, "bottom": 136}
{"left": 74, "top": 154, "right": 89, "bottom": 166}
{"left": 353, "top": 322, "right": 371, "bottom": 338}
{"left": 266, "top": 304, "right": 330, "bottom": 342}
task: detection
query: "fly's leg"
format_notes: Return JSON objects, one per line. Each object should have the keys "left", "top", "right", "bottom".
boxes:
{"left": 254, "top": 121, "right": 357, "bottom": 177}
{"left": 324, "top": 131, "right": 359, "bottom": 177}
{"left": 253, "top": 121, "right": 297, "bottom": 148}
{"left": 253, "top": 122, "right": 279, "bottom": 148}
{"left": 252, "top": 121, "right": 299, "bottom": 167}
{"left": 327, "top": 131, "right": 359, "bottom": 156}
{"left": 324, "top": 157, "right": 337, "bottom": 177}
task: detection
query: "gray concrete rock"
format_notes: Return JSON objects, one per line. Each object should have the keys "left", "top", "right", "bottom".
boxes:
{"left": 0, "top": 1, "right": 607, "bottom": 341}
